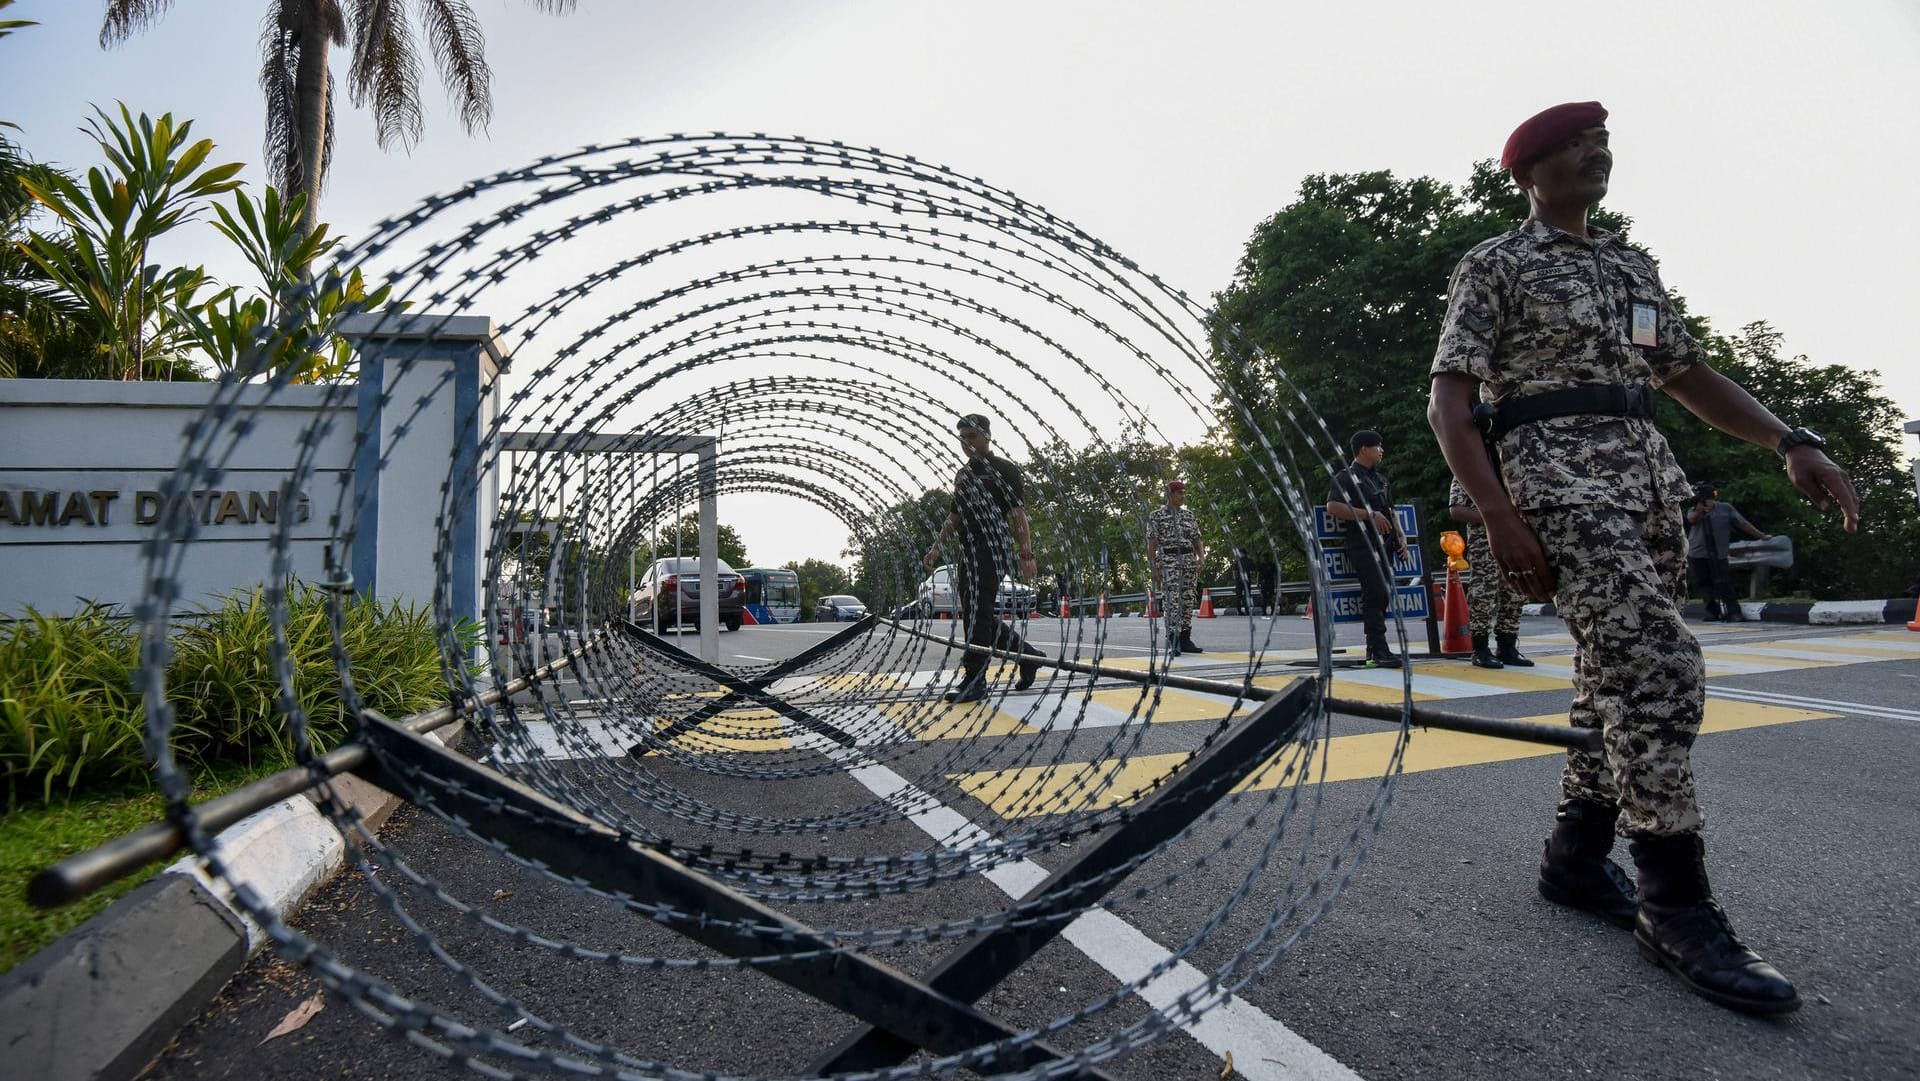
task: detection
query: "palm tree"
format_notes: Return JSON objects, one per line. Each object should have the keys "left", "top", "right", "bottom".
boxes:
{"left": 100, "top": 0, "right": 577, "bottom": 235}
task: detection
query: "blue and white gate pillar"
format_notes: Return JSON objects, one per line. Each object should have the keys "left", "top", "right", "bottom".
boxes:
{"left": 339, "top": 314, "right": 507, "bottom": 630}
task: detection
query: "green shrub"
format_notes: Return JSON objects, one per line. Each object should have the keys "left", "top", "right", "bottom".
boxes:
{"left": 1, "top": 584, "right": 477, "bottom": 805}
{"left": 167, "top": 583, "right": 468, "bottom": 768}
{"left": 0, "top": 607, "right": 145, "bottom": 803}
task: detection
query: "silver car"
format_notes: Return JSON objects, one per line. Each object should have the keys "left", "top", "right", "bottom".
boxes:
{"left": 914, "top": 564, "right": 1034, "bottom": 619}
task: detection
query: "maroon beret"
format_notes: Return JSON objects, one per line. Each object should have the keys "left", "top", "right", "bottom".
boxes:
{"left": 1501, "top": 101, "right": 1608, "bottom": 170}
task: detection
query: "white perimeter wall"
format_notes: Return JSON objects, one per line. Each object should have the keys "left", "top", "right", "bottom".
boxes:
{"left": 0, "top": 379, "right": 354, "bottom": 617}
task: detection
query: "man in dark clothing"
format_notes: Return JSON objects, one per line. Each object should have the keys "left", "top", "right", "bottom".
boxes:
{"left": 1326, "top": 430, "right": 1411, "bottom": 668}
{"left": 1256, "top": 553, "right": 1279, "bottom": 617}
{"left": 923, "top": 413, "right": 1044, "bottom": 702}
{"left": 1686, "top": 483, "right": 1769, "bottom": 621}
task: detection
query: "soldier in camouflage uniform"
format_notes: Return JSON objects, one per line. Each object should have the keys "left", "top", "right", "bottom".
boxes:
{"left": 1447, "top": 477, "right": 1533, "bottom": 669}
{"left": 1146, "top": 479, "right": 1205, "bottom": 656}
{"left": 1428, "top": 101, "right": 1858, "bottom": 1016}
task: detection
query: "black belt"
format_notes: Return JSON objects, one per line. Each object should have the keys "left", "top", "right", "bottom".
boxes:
{"left": 1476, "top": 383, "right": 1655, "bottom": 441}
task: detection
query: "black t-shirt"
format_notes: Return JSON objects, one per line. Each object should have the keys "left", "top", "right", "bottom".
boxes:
{"left": 952, "top": 455, "right": 1025, "bottom": 552}
{"left": 1327, "top": 463, "right": 1394, "bottom": 547}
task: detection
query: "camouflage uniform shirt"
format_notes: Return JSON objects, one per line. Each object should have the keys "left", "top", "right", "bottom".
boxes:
{"left": 1145, "top": 505, "right": 1203, "bottom": 562}
{"left": 1430, "top": 218, "right": 1702, "bottom": 511}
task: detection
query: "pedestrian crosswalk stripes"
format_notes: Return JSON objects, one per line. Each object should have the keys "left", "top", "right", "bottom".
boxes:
{"left": 493, "top": 629, "right": 1914, "bottom": 772}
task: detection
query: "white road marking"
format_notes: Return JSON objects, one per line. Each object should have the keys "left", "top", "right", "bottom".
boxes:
{"left": 1707, "top": 687, "right": 1920, "bottom": 723}
{"left": 796, "top": 720, "right": 1365, "bottom": 1081}
{"left": 1776, "top": 634, "right": 1920, "bottom": 655}
{"left": 731, "top": 654, "right": 776, "bottom": 662}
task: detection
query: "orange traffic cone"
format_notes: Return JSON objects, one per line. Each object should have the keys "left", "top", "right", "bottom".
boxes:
{"left": 1907, "top": 597, "right": 1920, "bottom": 632}
{"left": 1058, "top": 594, "right": 1071, "bottom": 618}
{"left": 1146, "top": 592, "right": 1162, "bottom": 619}
{"left": 1301, "top": 595, "right": 1313, "bottom": 621}
{"left": 1197, "top": 592, "right": 1216, "bottom": 619}
{"left": 1097, "top": 593, "right": 1110, "bottom": 619}
{"left": 1440, "top": 568, "right": 1472, "bottom": 654}
{"left": 740, "top": 606, "right": 759, "bottom": 626}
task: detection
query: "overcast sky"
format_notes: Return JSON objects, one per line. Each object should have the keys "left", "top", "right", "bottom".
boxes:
{"left": 6, "top": 1, "right": 1917, "bottom": 569}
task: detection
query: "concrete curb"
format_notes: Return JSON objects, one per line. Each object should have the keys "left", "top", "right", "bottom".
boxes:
{"left": 0, "top": 734, "right": 441, "bottom": 1081}
{"left": 1520, "top": 597, "right": 1919, "bottom": 625}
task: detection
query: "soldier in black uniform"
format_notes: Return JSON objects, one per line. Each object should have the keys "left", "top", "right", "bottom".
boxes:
{"left": 923, "top": 414, "right": 1044, "bottom": 703}
{"left": 1326, "top": 430, "right": 1411, "bottom": 668}
{"left": 1429, "top": 101, "right": 1859, "bottom": 1014}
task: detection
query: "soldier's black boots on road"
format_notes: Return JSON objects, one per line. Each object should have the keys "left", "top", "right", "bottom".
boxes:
{"left": 1471, "top": 633, "right": 1504, "bottom": 669}
{"left": 1016, "top": 655, "right": 1040, "bottom": 691}
{"left": 1495, "top": 632, "right": 1535, "bottom": 667}
{"left": 943, "top": 675, "right": 986, "bottom": 703}
{"left": 1630, "top": 832, "right": 1801, "bottom": 1015}
{"left": 1178, "top": 633, "right": 1204, "bottom": 654}
{"left": 1536, "top": 798, "right": 1637, "bottom": 928}
{"left": 1364, "top": 641, "right": 1403, "bottom": 668}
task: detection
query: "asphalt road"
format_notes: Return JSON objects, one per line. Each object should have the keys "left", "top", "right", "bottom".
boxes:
{"left": 143, "top": 612, "right": 1920, "bottom": 1081}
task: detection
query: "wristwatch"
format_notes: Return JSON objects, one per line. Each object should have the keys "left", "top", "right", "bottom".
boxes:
{"left": 1776, "top": 427, "right": 1827, "bottom": 457}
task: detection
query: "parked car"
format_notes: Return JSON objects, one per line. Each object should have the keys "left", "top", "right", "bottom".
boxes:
{"left": 814, "top": 594, "right": 868, "bottom": 622}
{"left": 629, "top": 556, "right": 745, "bottom": 631}
{"left": 912, "top": 564, "right": 1034, "bottom": 618}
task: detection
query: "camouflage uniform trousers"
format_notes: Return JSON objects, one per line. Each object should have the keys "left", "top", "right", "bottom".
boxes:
{"left": 1158, "top": 555, "right": 1200, "bottom": 634}
{"left": 1530, "top": 501, "right": 1704, "bottom": 838}
{"left": 1464, "top": 524, "right": 1524, "bottom": 637}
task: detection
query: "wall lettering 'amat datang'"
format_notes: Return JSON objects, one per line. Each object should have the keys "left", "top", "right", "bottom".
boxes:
{"left": 0, "top": 489, "right": 312, "bottom": 528}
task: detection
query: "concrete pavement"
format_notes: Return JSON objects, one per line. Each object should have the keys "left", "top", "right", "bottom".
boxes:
{"left": 140, "top": 614, "right": 1920, "bottom": 1080}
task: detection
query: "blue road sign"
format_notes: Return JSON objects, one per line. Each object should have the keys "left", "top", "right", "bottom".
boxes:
{"left": 1321, "top": 542, "right": 1424, "bottom": 582}
{"left": 1326, "top": 581, "right": 1431, "bottom": 623}
{"left": 1313, "top": 503, "right": 1419, "bottom": 542}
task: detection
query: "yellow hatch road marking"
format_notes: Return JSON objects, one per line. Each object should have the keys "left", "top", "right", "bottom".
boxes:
{"left": 1084, "top": 686, "right": 1241, "bottom": 722}
{"left": 1406, "top": 662, "right": 1571, "bottom": 692}
{"left": 877, "top": 699, "right": 1039, "bottom": 740}
{"left": 952, "top": 700, "right": 1837, "bottom": 818}
{"left": 1858, "top": 631, "right": 1920, "bottom": 647}
{"left": 1704, "top": 649, "right": 1847, "bottom": 669}
{"left": 805, "top": 672, "right": 907, "bottom": 692}
{"left": 645, "top": 708, "right": 794, "bottom": 754}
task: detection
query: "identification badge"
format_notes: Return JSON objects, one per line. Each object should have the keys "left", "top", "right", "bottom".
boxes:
{"left": 1631, "top": 302, "right": 1659, "bottom": 347}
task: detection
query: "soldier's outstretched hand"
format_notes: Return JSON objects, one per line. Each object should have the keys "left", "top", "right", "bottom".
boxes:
{"left": 1784, "top": 447, "right": 1861, "bottom": 532}
{"left": 1484, "top": 510, "right": 1557, "bottom": 602}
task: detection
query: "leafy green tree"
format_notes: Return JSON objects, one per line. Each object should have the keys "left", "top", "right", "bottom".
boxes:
{"left": 1212, "top": 160, "right": 1915, "bottom": 599}
{"left": 1659, "top": 323, "right": 1920, "bottom": 598}
{"left": 0, "top": 136, "right": 97, "bottom": 378}
{"left": 783, "top": 558, "right": 854, "bottom": 619}
{"left": 640, "top": 513, "right": 750, "bottom": 570}
{"left": 16, "top": 106, "right": 242, "bottom": 380}
{"left": 184, "top": 185, "right": 394, "bottom": 382}
{"left": 101, "top": 0, "right": 578, "bottom": 234}
{"left": 1212, "top": 162, "right": 1633, "bottom": 537}
{"left": 844, "top": 486, "right": 955, "bottom": 612}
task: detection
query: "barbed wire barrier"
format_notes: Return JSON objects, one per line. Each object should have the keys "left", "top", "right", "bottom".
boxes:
{"left": 30, "top": 135, "right": 1593, "bottom": 1079}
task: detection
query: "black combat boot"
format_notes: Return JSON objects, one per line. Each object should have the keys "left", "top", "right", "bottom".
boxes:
{"left": 1364, "top": 640, "right": 1403, "bottom": 668}
{"left": 1536, "top": 798, "right": 1637, "bottom": 928}
{"left": 1496, "top": 632, "right": 1535, "bottom": 667}
{"left": 1016, "top": 654, "right": 1041, "bottom": 691}
{"left": 943, "top": 673, "right": 987, "bottom": 704}
{"left": 1471, "top": 633, "right": 1504, "bottom": 669}
{"left": 1630, "top": 833, "right": 1801, "bottom": 1015}
{"left": 1178, "top": 631, "right": 1204, "bottom": 654}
